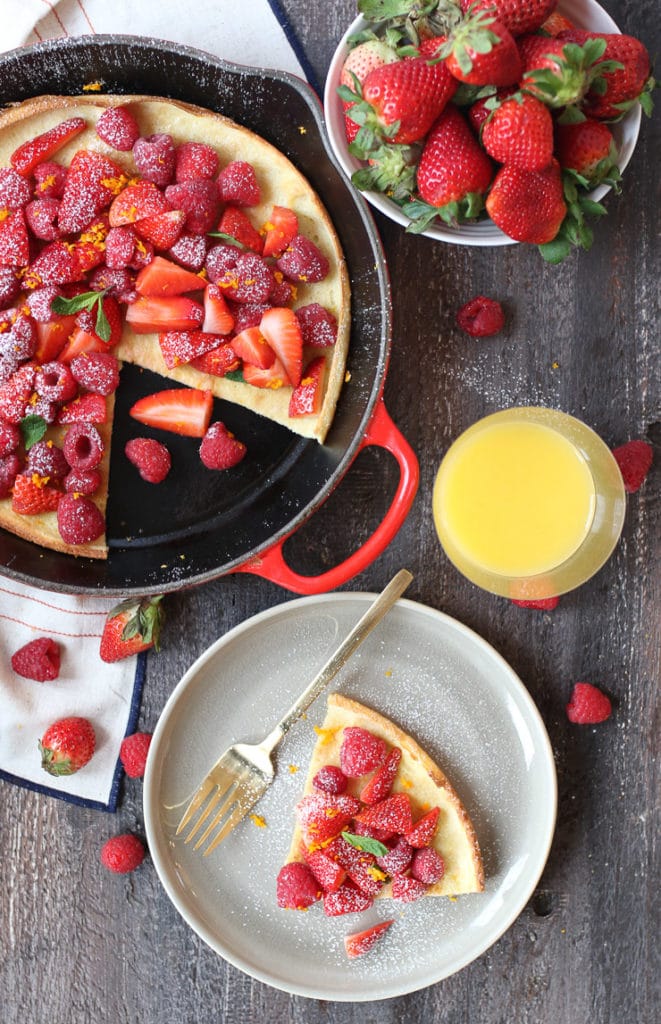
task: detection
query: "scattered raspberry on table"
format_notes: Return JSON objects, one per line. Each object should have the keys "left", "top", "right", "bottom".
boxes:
{"left": 119, "top": 732, "right": 153, "bottom": 778}
{"left": 101, "top": 833, "right": 146, "bottom": 874}
{"left": 11, "top": 636, "right": 61, "bottom": 681}
{"left": 566, "top": 682, "right": 612, "bottom": 724}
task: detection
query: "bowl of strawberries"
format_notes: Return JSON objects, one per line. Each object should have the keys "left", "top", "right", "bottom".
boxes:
{"left": 324, "top": 0, "right": 652, "bottom": 259}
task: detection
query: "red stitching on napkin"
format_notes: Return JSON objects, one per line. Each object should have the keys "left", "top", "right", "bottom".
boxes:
{"left": 39, "top": 0, "right": 69, "bottom": 35}
{"left": 74, "top": 0, "right": 96, "bottom": 32}
{"left": 0, "top": 585, "right": 108, "bottom": 616}
{"left": 0, "top": 611, "right": 102, "bottom": 637}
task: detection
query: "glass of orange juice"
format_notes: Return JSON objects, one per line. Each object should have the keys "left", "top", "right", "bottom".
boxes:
{"left": 432, "top": 407, "right": 626, "bottom": 599}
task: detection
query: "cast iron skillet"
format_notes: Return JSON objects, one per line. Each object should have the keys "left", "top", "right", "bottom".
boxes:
{"left": 0, "top": 36, "right": 418, "bottom": 596}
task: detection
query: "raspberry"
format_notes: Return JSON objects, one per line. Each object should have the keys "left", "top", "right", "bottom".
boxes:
{"left": 30, "top": 396, "right": 58, "bottom": 424}
{"left": 456, "top": 296, "right": 506, "bottom": 337}
{"left": 269, "top": 274, "right": 295, "bottom": 307}
{"left": 276, "top": 862, "right": 322, "bottom": 909}
{"left": 229, "top": 302, "right": 271, "bottom": 334}
{"left": 125, "top": 437, "right": 171, "bottom": 483}
{"left": 339, "top": 726, "right": 387, "bottom": 777}
{"left": 312, "top": 764, "right": 348, "bottom": 794}
{"left": 119, "top": 732, "right": 153, "bottom": 777}
{"left": 87, "top": 267, "right": 137, "bottom": 304}
{"left": 11, "top": 637, "right": 61, "bottom": 681}
{"left": 64, "top": 467, "right": 101, "bottom": 495}
{"left": 165, "top": 180, "right": 219, "bottom": 234}
{"left": 295, "top": 303, "right": 338, "bottom": 347}
{"left": 169, "top": 232, "right": 208, "bottom": 271}
{"left": 101, "top": 833, "right": 146, "bottom": 874}
{"left": 199, "top": 422, "right": 246, "bottom": 471}
{"left": 612, "top": 440, "right": 653, "bottom": 494}
{"left": 376, "top": 836, "right": 413, "bottom": 876}
{"left": 217, "top": 160, "right": 260, "bottom": 206}
{"left": 511, "top": 596, "right": 560, "bottom": 610}
{"left": 216, "top": 253, "right": 274, "bottom": 304}
{"left": 276, "top": 235, "right": 329, "bottom": 283}
{"left": 204, "top": 243, "right": 239, "bottom": 283}
{"left": 25, "top": 440, "right": 69, "bottom": 483}
{"left": 26, "top": 284, "right": 63, "bottom": 323}
{"left": 295, "top": 792, "right": 361, "bottom": 848}
{"left": 96, "top": 105, "right": 140, "bottom": 151}
{"left": 132, "top": 133, "right": 176, "bottom": 187}
{"left": 25, "top": 198, "right": 61, "bottom": 241}
{"left": 35, "top": 361, "right": 77, "bottom": 402}
{"left": 0, "top": 453, "right": 21, "bottom": 497}
{"left": 70, "top": 352, "right": 120, "bottom": 395}
{"left": 63, "top": 422, "right": 104, "bottom": 471}
{"left": 57, "top": 493, "right": 105, "bottom": 545}
{"left": 104, "top": 225, "right": 138, "bottom": 269}
{"left": 0, "top": 419, "right": 20, "bottom": 457}
{"left": 566, "top": 682, "right": 612, "bottom": 724}
{"left": 0, "top": 311, "right": 37, "bottom": 362}
{"left": 33, "top": 161, "right": 67, "bottom": 198}
{"left": 411, "top": 846, "right": 445, "bottom": 884}
{"left": 0, "top": 267, "right": 20, "bottom": 306}
{"left": 175, "top": 141, "right": 219, "bottom": 182}
{"left": 0, "top": 166, "right": 31, "bottom": 209}
{"left": 0, "top": 363, "right": 36, "bottom": 422}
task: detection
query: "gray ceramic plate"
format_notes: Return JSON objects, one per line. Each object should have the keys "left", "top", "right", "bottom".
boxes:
{"left": 143, "top": 594, "right": 557, "bottom": 1000}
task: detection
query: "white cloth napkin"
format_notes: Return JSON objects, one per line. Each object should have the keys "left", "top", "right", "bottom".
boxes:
{"left": 0, "top": 0, "right": 308, "bottom": 808}
{"left": 0, "top": 579, "right": 145, "bottom": 809}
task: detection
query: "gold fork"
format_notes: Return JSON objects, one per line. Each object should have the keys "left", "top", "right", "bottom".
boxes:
{"left": 176, "top": 569, "right": 413, "bottom": 857}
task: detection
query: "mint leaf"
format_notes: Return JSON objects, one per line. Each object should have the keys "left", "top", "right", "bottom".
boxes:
{"left": 206, "top": 231, "right": 249, "bottom": 251}
{"left": 95, "top": 301, "right": 111, "bottom": 342}
{"left": 52, "top": 289, "right": 110, "bottom": 342}
{"left": 341, "top": 831, "right": 389, "bottom": 857}
{"left": 224, "top": 368, "right": 245, "bottom": 383}
{"left": 20, "top": 414, "right": 47, "bottom": 450}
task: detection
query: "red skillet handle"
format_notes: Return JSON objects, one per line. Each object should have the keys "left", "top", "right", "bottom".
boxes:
{"left": 235, "top": 398, "right": 419, "bottom": 594}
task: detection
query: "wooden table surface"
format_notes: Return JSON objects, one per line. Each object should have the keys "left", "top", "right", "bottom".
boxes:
{"left": 2, "top": 1, "right": 659, "bottom": 1021}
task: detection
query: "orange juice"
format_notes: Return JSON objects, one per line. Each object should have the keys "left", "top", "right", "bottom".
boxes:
{"left": 432, "top": 409, "right": 626, "bottom": 597}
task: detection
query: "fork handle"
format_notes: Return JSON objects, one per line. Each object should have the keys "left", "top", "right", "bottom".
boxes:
{"left": 260, "top": 569, "right": 413, "bottom": 753}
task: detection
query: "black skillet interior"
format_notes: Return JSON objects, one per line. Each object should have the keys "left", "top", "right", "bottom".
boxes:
{"left": 0, "top": 36, "right": 390, "bottom": 594}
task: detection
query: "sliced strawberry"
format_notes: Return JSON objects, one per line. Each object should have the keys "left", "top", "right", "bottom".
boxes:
{"left": 189, "top": 341, "right": 240, "bottom": 377}
{"left": 10, "top": 118, "right": 86, "bottom": 177}
{"left": 295, "top": 792, "right": 361, "bottom": 850}
{"left": 108, "top": 181, "right": 169, "bottom": 227}
{"left": 288, "top": 356, "right": 326, "bottom": 418}
{"left": 262, "top": 205, "right": 298, "bottom": 258}
{"left": 57, "top": 392, "right": 107, "bottom": 424}
{"left": 57, "top": 328, "right": 107, "bottom": 364}
{"left": 242, "top": 356, "right": 290, "bottom": 389}
{"left": 134, "top": 208, "right": 186, "bottom": 249}
{"left": 57, "top": 296, "right": 122, "bottom": 362}
{"left": 359, "top": 747, "right": 402, "bottom": 806}
{"left": 344, "top": 920, "right": 394, "bottom": 959}
{"left": 35, "top": 315, "right": 76, "bottom": 362}
{"left": 134, "top": 255, "right": 204, "bottom": 297}
{"left": 405, "top": 806, "right": 440, "bottom": 848}
{"left": 24, "top": 242, "right": 80, "bottom": 287}
{"left": 130, "top": 387, "right": 213, "bottom": 437}
{"left": 70, "top": 215, "right": 110, "bottom": 276}
{"left": 259, "top": 307, "right": 303, "bottom": 387}
{"left": 11, "top": 472, "right": 62, "bottom": 514}
{"left": 58, "top": 150, "right": 128, "bottom": 234}
{"left": 354, "top": 793, "right": 413, "bottom": 836}
{"left": 125, "top": 295, "right": 204, "bottom": 334}
{"left": 231, "top": 326, "right": 275, "bottom": 369}
{"left": 302, "top": 846, "right": 347, "bottom": 894}
{"left": 324, "top": 836, "right": 385, "bottom": 896}
{"left": 159, "top": 330, "right": 226, "bottom": 369}
{"left": 0, "top": 209, "right": 30, "bottom": 266}
{"left": 391, "top": 874, "right": 428, "bottom": 902}
{"left": 217, "top": 206, "right": 263, "bottom": 254}
{"left": 202, "top": 284, "right": 234, "bottom": 335}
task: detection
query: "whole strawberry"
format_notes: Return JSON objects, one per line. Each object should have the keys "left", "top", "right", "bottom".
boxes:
{"left": 40, "top": 716, "right": 96, "bottom": 775}
{"left": 555, "top": 118, "right": 620, "bottom": 188}
{"left": 443, "top": 8, "right": 522, "bottom": 87}
{"left": 518, "top": 34, "right": 617, "bottom": 109}
{"left": 99, "top": 595, "right": 164, "bottom": 663}
{"left": 409, "top": 105, "right": 494, "bottom": 229}
{"left": 558, "top": 30, "right": 654, "bottom": 119}
{"left": 460, "top": 0, "right": 558, "bottom": 37}
{"left": 339, "top": 39, "right": 399, "bottom": 144}
{"left": 481, "top": 92, "right": 554, "bottom": 171}
{"left": 486, "top": 159, "right": 566, "bottom": 244}
{"left": 346, "top": 55, "right": 457, "bottom": 152}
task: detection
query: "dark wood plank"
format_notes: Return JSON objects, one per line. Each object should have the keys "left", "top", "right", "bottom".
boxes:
{"left": 1, "top": 1, "right": 659, "bottom": 1021}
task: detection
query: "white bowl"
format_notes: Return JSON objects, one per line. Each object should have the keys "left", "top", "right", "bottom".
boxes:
{"left": 324, "top": 0, "right": 642, "bottom": 246}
